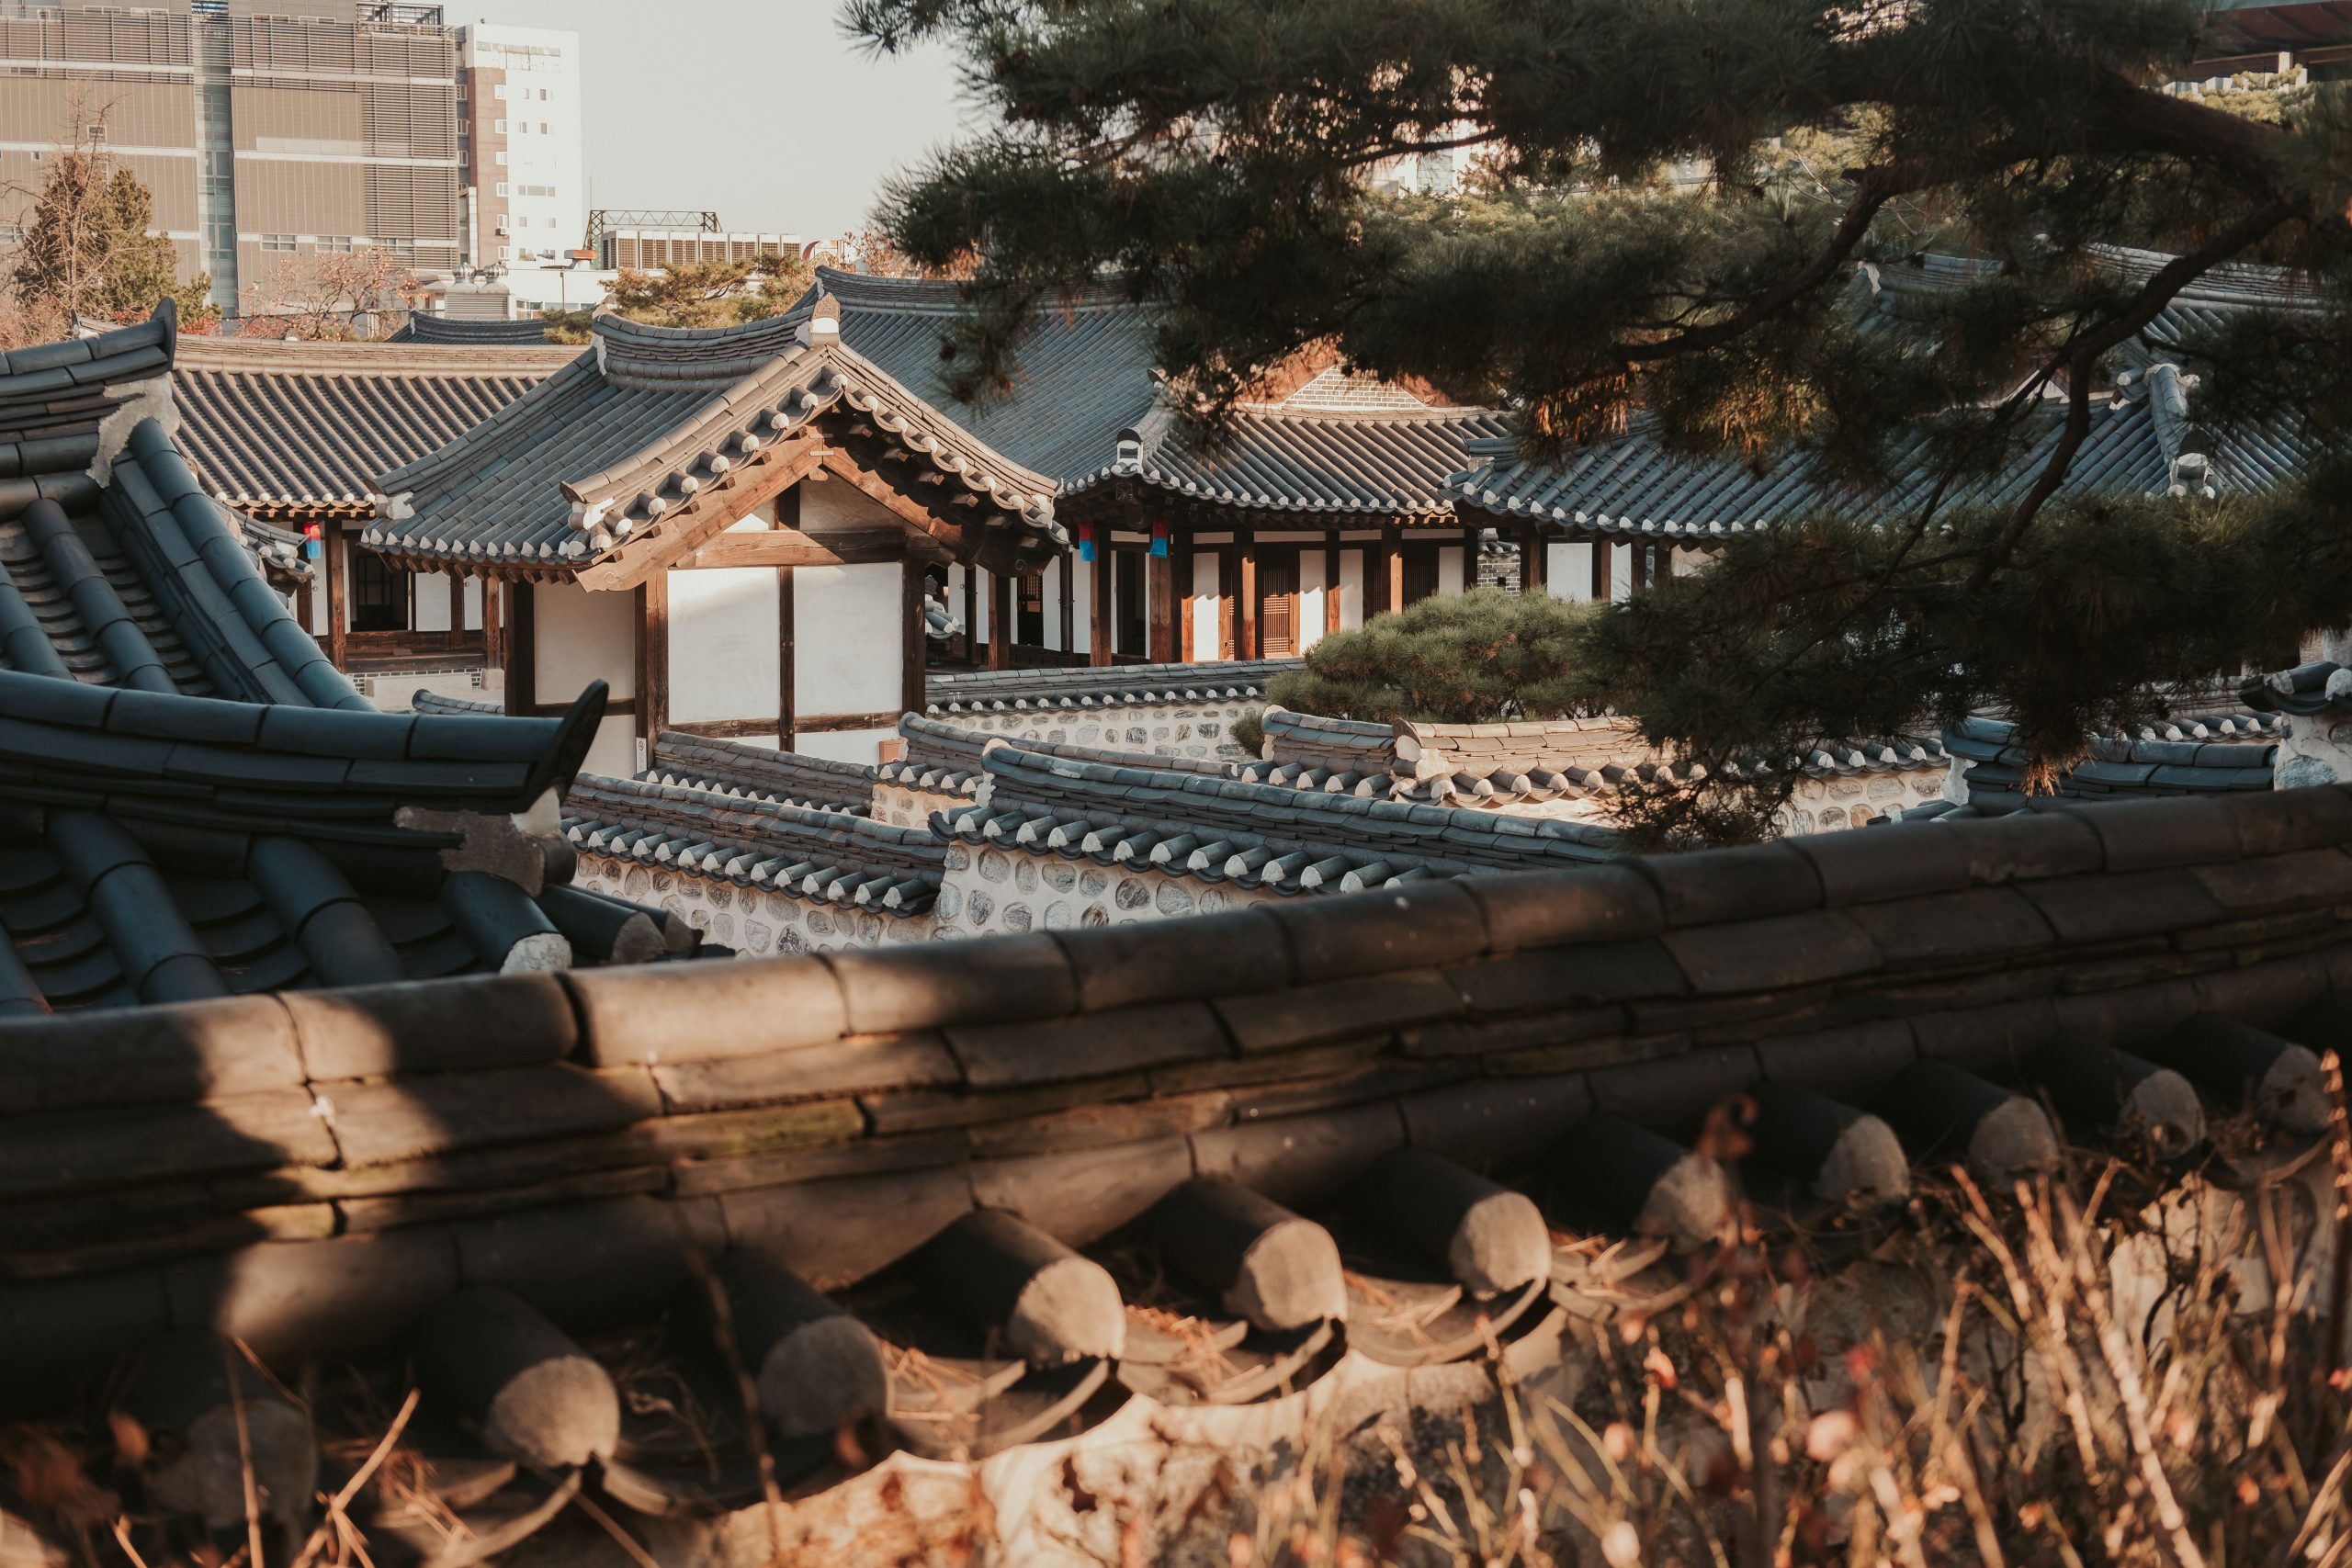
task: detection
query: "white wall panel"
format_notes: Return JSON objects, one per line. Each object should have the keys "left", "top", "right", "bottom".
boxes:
{"left": 1189, "top": 550, "right": 1220, "bottom": 660}
{"left": 800, "top": 476, "right": 901, "bottom": 532}
{"left": 1299, "top": 549, "right": 1327, "bottom": 652}
{"left": 464, "top": 575, "right": 483, "bottom": 632}
{"left": 668, "top": 566, "right": 781, "bottom": 724}
{"left": 1438, "top": 546, "right": 1464, "bottom": 596}
{"left": 795, "top": 562, "right": 904, "bottom": 717}
{"left": 582, "top": 713, "right": 638, "bottom": 781}
{"left": 1339, "top": 548, "right": 1364, "bottom": 629}
{"left": 535, "top": 581, "right": 634, "bottom": 700}
{"left": 413, "top": 570, "right": 451, "bottom": 632}
{"left": 795, "top": 725, "right": 897, "bottom": 765}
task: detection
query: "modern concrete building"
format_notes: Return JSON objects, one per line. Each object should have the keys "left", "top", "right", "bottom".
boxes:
{"left": 453, "top": 17, "right": 581, "bottom": 275}
{"left": 0, "top": 0, "right": 463, "bottom": 315}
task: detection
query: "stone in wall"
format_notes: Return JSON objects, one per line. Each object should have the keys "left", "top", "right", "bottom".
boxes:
{"left": 575, "top": 853, "right": 938, "bottom": 954}
{"left": 946, "top": 700, "right": 1253, "bottom": 761}
{"left": 927, "top": 857, "right": 1283, "bottom": 939}
{"left": 2278, "top": 688, "right": 2352, "bottom": 788}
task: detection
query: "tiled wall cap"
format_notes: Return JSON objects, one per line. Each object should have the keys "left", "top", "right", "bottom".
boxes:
{"left": 564, "top": 958, "right": 849, "bottom": 1067}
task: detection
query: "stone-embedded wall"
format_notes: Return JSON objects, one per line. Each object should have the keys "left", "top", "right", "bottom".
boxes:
{"left": 931, "top": 841, "right": 1280, "bottom": 939}
{"left": 936, "top": 698, "right": 1251, "bottom": 761}
{"left": 1781, "top": 769, "right": 1951, "bottom": 833}
{"left": 873, "top": 779, "right": 976, "bottom": 830}
{"left": 575, "top": 852, "right": 937, "bottom": 954}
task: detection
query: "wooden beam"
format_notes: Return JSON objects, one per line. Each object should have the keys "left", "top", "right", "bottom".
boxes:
{"left": 1217, "top": 540, "right": 1235, "bottom": 660}
{"left": 902, "top": 558, "right": 926, "bottom": 719}
{"left": 665, "top": 716, "right": 786, "bottom": 739}
{"left": 818, "top": 448, "right": 971, "bottom": 555}
{"left": 508, "top": 580, "right": 536, "bottom": 713}
{"left": 571, "top": 435, "right": 826, "bottom": 593}
{"left": 796, "top": 709, "right": 905, "bottom": 735}
{"left": 325, "top": 525, "right": 348, "bottom": 671}
{"left": 444, "top": 572, "right": 465, "bottom": 648}
{"left": 1592, "top": 535, "right": 1613, "bottom": 603}
{"left": 1090, "top": 539, "right": 1113, "bottom": 667}
{"left": 1236, "top": 529, "right": 1258, "bottom": 661}
{"left": 1629, "top": 541, "right": 1649, "bottom": 596}
{"left": 1383, "top": 524, "right": 1404, "bottom": 616}
{"left": 481, "top": 575, "right": 503, "bottom": 676}
{"left": 1324, "top": 532, "right": 1341, "bottom": 636}
{"left": 675, "top": 527, "right": 913, "bottom": 570}
{"left": 960, "top": 563, "right": 978, "bottom": 664}
{"left": 777, "top": 564, "right": 796, "bottom": 750}
{"left": 989, "top": 569, "right": 1012, "bottom": 671}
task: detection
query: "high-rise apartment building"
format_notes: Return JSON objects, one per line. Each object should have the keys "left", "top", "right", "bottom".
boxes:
{"left": 452, "top": 19, "right": 580, "bottom": 276}
{"left": 0, "top": 1, "right": 462, "bottom": 315}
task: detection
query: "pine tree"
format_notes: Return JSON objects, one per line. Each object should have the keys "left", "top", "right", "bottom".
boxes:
{"left": 13, "top": 153, "right": 216, "bottom": 329}
{"left": 605, "top": 255, "right": 811, "bottom": 330}
{"left": 852, "top": 0, "right": 2352, "bottom": 829}
{"left": 1262, "top": 589, "right": 1598, "bottom": 726}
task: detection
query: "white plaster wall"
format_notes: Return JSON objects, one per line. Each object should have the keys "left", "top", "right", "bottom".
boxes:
{"left": 1043, "top": 558, "right": 1068, "bottom": 653}
{"left": 932, "top": 844, "right": 1282, "bottom": 940}
{"left": 581, "top": 712, "right": 639, "bottom": 782}
{"left": 464, "top": 575, "right": 482, "bottom": 632}
{"left": 973, "top": 567, "right": 990, "bottom": 643}
{"left": 794, "top": 562, "right": 903, "bottom": 717}
{"left": 1671, "top": 547, "right": 1702, "bottom": 577}
{"left": 1339, "top": 548, "right": 1364, "bottom": 628}
{"left": 534, "top": 580, "right": 634, "bottom": 701}
{"left": 1071, "top": 556, "right": 1093, "bottom": 652}
{"left": 1549, "top": 541, "right": 1589, "bottom": 603}
{"left": 576, "top": 853, "right": 936, "bottom": 954}
{"left": 794, "top": 724, "right": 899, "bottom": 766}
{"left": 1189, "top": 551, "right": 1220, "bottom": 661}
{"left": 414, "top": 570, "right": 452, "bottom": 633}
{"left": 1299, "top": 548, "right": 1327, "bottom": 652}
{"left": 668, "top": 566, "right": 781, "bottom": 725}
{"left": 1610, "top": 543, "right": 1632, "bottom": 604}
{"left": 1438, "top": 545, "right": 1464, "bottom": 596}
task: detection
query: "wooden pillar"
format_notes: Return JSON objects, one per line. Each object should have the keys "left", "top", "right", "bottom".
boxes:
{"left": 902, "top": 558, "right": 926, "bottom": 717}
{"left": 325, "top": 525, "right": 348, "bottom": 671}
{"left": 1058, "top": 557, "right": 1076, "bottom": 653}
{"left": 961, "top": 563, "right": 978, "bottom": 664}
{"left": 1236, "top": 530, "right": 1258, "bottom": 661}
{"left": 1090, "top": 537, "right": 1113, "bottom": 667}
{"left": 1630, "top": 541, "right": 1650, "bottom": 596}
{"left": 1217, "top": 539, "right": 1236, "bottom": 660}
{"left": 1175, "top": 543, "right": 1195, "bottom": 662}
{"left": 777, "top": 566, "right": 797, "bottom": 749}
{"left": 1382, "top": 524, "right": 1404, "bottom": 616}
{"left": 1521, "top": 525, "right": 1546, "bottom": 594}
{"left": 636, "top": 574, "right": 670, "bottom": 746}
{"left": 1323, "top": 531, "right": 1341, "bottom": 636}
{"left": 482, "top": 576, "right": 503, "bottom": 675}
{"left": 1148, "top": 538, "right": 1175, "bottom": 663}
{"left": 446, "top": 573, "right": 466, "bottom": 649}
{"left": 989, "top": 568, "right": 1013, "bottom": 671}
{"left": 507, "top": 578, "right": 536, "bottom": 712}
{"left": 1591, "top": 534, "right": 1613, "bottom": 602}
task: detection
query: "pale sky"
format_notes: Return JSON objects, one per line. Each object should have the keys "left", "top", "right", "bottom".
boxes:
{"left": 461, "top": 0, "right": 974, "bottom": 240}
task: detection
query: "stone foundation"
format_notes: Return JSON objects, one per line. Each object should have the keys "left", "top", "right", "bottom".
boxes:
{"left": 936, "top": 699, "right": 1252, "bottom": 761}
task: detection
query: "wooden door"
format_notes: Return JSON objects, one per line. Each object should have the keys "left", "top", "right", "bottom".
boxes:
{"left": 1401, "top": 543, "right": 1440, "bottom": 607}
{"left": 1257, "top": 548, "right": 1300, "bottom": 657}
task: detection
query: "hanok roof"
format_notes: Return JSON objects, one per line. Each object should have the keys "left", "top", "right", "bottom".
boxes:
{"left": 387, "top": 312, "right": 562, "bottom": 346}
{"left": 925, "top": 659, "right": 1300, "bottom": 719}
{"left": 1080, "top": 395, "right": 1512, "bottom": 519}
{"left": 6, "top": 779, "right": 2350, "bottom": 1545}
{"left": 365, "top": 307, "right": 1067, "bottom": 584}
{"left": 792, "top": 269, "right": 1512, "bottom": 521}
{"left": 1451, "top": 249, "right": 2321, "bottom": 538}
{"left": 943, "top": 730, "right": 1619, "bottom": 895}
{"left": 0, "top": 308, "right": 358, "bottom": 705}
{"left": 562, "top": 771, "right": 944, "bottom": 919}
{"left": 170, "top": 334, "right": 574, "bottom": 516}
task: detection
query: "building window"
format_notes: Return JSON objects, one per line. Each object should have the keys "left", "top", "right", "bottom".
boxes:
{"left": 350, "top": 550, "right": 410, "bottom": 634}
{"left": 494, "top": 152, "right": 507, "bottom": 166}
{"left": 495, "top": 180, "right": 508, "bottom": 195}
{"left": 493, "top": 118, "right": 507, "bottom": 132}
{"left": 538, "top": 122, "right": 548, "bottom": 134}
{"left": 260, "top": 233, "right": 297, "bottom": 253}
{"left": 493, "top": 83, "right": 507, "bottom": 99}
{"left": 499, "top": 244, "right": 512, "bottom": 260}
{"left": 319, "top": 235, "right": 352, "bottom": 252}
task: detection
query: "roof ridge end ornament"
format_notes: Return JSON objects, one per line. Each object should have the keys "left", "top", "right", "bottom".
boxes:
{"left": 87, "top": 376, "right": 178, "bottom": 489}
{"left": 377, "top": 490, "right": 415, "bottom": 521}
{"left": 798, "top": 291, "right": 842, "bottom": 348}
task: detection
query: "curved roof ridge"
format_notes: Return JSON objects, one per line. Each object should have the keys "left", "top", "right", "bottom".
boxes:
{"left": 806, "top": 265, "right": 1145, "bottom": 317}
{"left": 175, "top": 335, "right": 580, "bottom": 377}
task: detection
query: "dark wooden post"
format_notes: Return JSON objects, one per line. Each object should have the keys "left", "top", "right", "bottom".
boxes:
{"left": 960, "top": 564, "right": 978, "bottom": 664}
{"left": 989, "top": 568, "right": 1013, "bottom": 671}
{"left": 902, "top": 558, "right": 926, "bottom": 717}
{"left": 1382, "top": 524, "right": 1404, "bottom": 616}
{"left": 1590, "top": 534, "right": 1612, "bottom": 602}
{"left": 1176, "top": 541, "right": 1195, "bottom": 661}
{"left": 1521, "top": 525, "right": 1546, "bottom": 594}
{"left": 507, "top": 579, "right": 536, "bottom": 712}
{"left": 1324, "top": 532, "right": 1341, "bottom": 636}
{"left": 325, "top": 524, "right": 348, "bottom": 671}
{"left": 1236, "top": 529, "right": 1258, "bottom": 661}
{"left": 1629, "top": 541, "right": 1650, "bottom": 595}
{"left": 636, "top": 574, "right": 670, "bottom": 746}
{"left": 777, "top": 565, "right": 797, "bottom": 749}
{"left": 1058, "top": 557, "right": 1076, "bottom": 653}
{"left": 1090, "top": 536, "right": 1113, "bottom": 667}
{"left": 1148, "top": 536, "right": 1175, "bottom": 663}
{"left": 482, "top": 576, "right": 503, "bottom": 675}
{"left": 446, "top": 572, "right": 466, "bottom": 649}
